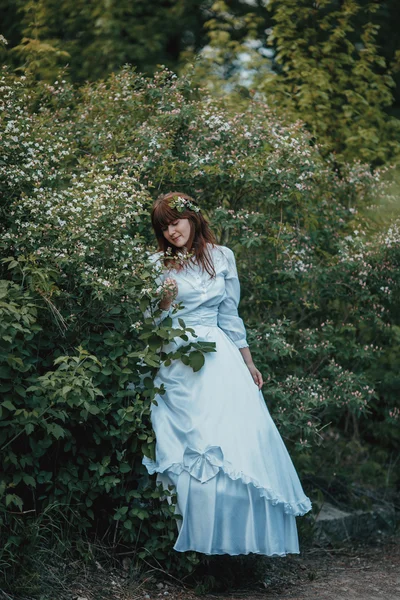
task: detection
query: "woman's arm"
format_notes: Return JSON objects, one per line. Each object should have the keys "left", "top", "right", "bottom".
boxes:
{"left": 239, "top": 346, "right": 263, "bottom": 390}
{"left": 217, "top": 247, "right": 249, "bottom": 349}
{"left": 217, "top": 247, "right": 263, "bottom": 389}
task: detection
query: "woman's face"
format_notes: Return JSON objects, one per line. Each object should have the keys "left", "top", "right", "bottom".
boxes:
{"left": 162, "top": 217, "right": 191, "bottom": 248}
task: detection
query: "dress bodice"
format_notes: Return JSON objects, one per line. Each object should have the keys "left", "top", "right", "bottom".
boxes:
{"left": 144, "top": 243, "right": 249, "bottom": 349}
{"left": 160, "top": 245, "right": 227, "bottom": 318}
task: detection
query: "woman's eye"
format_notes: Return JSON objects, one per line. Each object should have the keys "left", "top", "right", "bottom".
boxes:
{"left": 162, "top": 221, "right": 179, "bottom": 232}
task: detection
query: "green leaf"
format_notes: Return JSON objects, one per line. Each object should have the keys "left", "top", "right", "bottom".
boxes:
{"left": 15, "top": 385, "right": 26, "bottom": 398}
{"left": 22, "top": 474, "right": 36, "bottom": 487}
{"left": 119, "top": 463, "right": 131, "bottom": 473}
{"left": 5, "top": 494, "right": 23, "bottom": 510}
{"left": 144, "top": 355, "right": 159, "bottom": 368}
{"left": 188, "top": 351, "right": 205, "bottom": 372}
{"left": 46, "top": 423, "right": 65, "bottom": 439}
{"left": 2, "top": 400, "right": 16, "bottom": 411}
{"left": 139, "top": 298, "right": 149, "bottom": 312}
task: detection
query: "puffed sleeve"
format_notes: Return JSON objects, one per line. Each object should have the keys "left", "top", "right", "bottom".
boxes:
{"left": 217, "top": 246, "right": 249, "bottom": 349}
{"left": 142, "top": 252, "right": 172, "bottom": 326}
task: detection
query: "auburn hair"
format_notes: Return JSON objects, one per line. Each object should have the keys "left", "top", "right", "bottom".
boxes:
{"left": 151, "top": 191, "right": 218, "bottom": 278}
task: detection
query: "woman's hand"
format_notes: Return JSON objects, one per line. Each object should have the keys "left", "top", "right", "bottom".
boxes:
{"left": 247, "top": 364, "right": 264, "bottom": 390}
{"left": 159, "top": 277, "right": 178, "bottom": 310}
{"left": 239, "top": 347, "right": 263, "bottom": 390}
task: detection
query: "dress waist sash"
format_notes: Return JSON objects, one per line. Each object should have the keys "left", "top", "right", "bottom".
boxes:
{"left": 171, "top": 313, "right": 218, "bottom": 327}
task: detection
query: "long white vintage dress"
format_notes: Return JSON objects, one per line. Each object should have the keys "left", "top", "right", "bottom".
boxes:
{"left": 142, "top": 242, "right": 312, "bottom": 556}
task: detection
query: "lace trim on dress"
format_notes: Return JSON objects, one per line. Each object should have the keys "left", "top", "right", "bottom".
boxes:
{"left": 143, "top": 444, "right": 312, "bottom": 517}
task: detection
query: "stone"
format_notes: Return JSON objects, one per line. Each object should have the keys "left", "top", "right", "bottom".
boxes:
{"left": 313, "top": 501, "right": 397, "bottom": 545}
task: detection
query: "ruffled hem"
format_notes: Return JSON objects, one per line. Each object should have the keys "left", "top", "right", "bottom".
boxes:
{"left": 142, "top": 451, "right": 312, "bottom": 518}
{"left": 173, "top": 547, "right": 299, "bottom": 557}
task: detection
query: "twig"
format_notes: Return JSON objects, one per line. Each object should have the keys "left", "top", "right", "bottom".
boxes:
{"left": 6, "top": 508, "right": 36, "bottom": 515}
{"left": 306, "top": 546, "right": 347, "bottom": 555}
{"left": 139, "top": 556, "right": 188, "bottom": 588}
{"left": 37, "top": 290, "right": 68, "bottom": 335}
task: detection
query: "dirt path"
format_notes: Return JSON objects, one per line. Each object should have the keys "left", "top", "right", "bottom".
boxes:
{"left": 154, "top": 537, "right": 400, "bottom": 600}
{"left": 258, "top": 540, "right": 400, "bottom": 599}
{"left": 8, "top": 537, "right": 398, "bottom": 599}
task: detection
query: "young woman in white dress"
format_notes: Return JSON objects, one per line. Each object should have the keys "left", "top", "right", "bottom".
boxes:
{"left": 142, "top": 191, "right": 312, "bottom": 556}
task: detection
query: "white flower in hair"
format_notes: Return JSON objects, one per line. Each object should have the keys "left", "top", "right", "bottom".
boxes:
{"left": 169, "top": 195, "right": 201, "bottom": 213}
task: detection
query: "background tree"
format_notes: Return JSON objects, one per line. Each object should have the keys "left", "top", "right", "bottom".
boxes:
{"left": 2, "top": 1, "right": 399, "bottom": 161}
{"left": 190, "top": 0, "right": 400, "bottom": 164}
{"left": 1, "top": 0, "right": 210, "bottom": 81}
{"left": 0, "top": 0, "right": 270, "bottom": 82}
{"left": 262, "top": 0, "right": 400, "bottom": 163}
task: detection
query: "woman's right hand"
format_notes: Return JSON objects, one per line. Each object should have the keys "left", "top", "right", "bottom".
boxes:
{"left": 159, "top": 277, "right": 178, "bottom": 310}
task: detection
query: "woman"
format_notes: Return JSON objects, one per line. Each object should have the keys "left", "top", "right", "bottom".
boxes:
{"left": 142, "top": 191, "right": 312, "bottom": 556}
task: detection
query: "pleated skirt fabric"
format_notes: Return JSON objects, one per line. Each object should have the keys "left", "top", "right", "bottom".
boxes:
{"left": 156, "top": 470, "right": 300, "bottom": 556}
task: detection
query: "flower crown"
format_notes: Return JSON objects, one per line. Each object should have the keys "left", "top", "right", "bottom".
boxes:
{"left": 168, "top": 195, "right": 201, "bottom": 213}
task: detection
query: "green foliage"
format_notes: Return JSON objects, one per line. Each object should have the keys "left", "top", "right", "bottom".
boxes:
{"left": 263, "top": 0, "right": 400, "bottom": 163}
{"left": 2, "top": 0, "right": 400, "bottom": 161}
{"left": 1, "top": 0, "right": 210, "bottom": 82}
{"left": 195, "top": 0, "right": 400, "bottom": 164}
{"left": 0, "top": 65, "right": 399, "bottom": 592}
{"left": 0, "top": 67, "right": 216, "bottom": 585}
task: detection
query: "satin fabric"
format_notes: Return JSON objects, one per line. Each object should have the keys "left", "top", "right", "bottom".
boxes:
{"left": 142, "top": 243, "right": 312, "bottom": 555}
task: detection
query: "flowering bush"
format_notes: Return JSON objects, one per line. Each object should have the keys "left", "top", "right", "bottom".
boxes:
{"left": 0, "top": 65, "right": 399, "bottom": 587}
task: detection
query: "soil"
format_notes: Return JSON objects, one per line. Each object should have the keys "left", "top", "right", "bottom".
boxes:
{"left": 144, "top": 537, "right": 400, "bottom": 600}
{"left": 3, "top": 536, "right": 399, "bottom": 600}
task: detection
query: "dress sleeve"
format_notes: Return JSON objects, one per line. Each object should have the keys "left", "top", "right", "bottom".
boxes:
{"left": 142, "top": 253, "right": 172, "bottom": 326}
{"left": 217, "top": 247, "right": 249, "bottom": 349}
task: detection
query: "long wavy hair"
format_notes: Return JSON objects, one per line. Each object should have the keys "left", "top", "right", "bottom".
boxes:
{"left": 151, "top": 191, "right": 218, "bottom": 278}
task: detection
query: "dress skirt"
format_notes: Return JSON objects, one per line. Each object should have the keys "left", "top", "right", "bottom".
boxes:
{"left": 142, "top": 313, "right": 312, "bottom": 556}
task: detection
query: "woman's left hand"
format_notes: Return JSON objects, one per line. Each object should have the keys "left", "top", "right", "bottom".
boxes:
{"left": 238, "top": 348, "right": 263, "bottom": 389}
{"left": 247, "top": 364, "right": 264, "bottom": 389}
